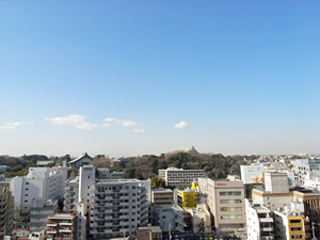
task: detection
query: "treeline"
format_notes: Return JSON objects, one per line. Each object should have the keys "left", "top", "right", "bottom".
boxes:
{"left": 0, "top": 154, "right": 71, "bottom": 177}
{"left": 109, "top": 152, "right": 250, "bottom": 180}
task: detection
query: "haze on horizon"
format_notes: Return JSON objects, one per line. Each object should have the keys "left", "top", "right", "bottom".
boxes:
{"left": 1, "top": 1, "right": 319, "bottom": 158}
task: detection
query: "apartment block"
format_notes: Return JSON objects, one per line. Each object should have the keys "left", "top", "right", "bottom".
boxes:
{"left": 151, "top": 189, "right": 174, "bottom": 206}
{"left": 245, "top": 199, "right": 274, "bottom": 240}
{"left": 89, "top": 179, "right": 149, "bottom": 239}
{"left": 11, "top": 166, "right": 67, "bottom": 210}
{"left": 64, "top": 177, "right": 79, "bottom": 211}
{"left": 207, "top": 179, "right": 245, "bottom": 235}
{"left": 158, "top": 168, "right": 205, "bottom": 189}
{"left": 0, "top": 182, "right": 14, "bottom": 238}
{"left": 46, "top": 211, "right": 77, "bottom": 240}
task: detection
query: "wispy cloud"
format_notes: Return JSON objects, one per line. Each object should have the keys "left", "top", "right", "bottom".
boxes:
{"left": 0, "top": 121, "right": 34, "bottom": 130}
{"left": 132, "top": 128, "right": 146, "bottom": 133}
{"left": 45, "top": 114, "right": 98, "bottom": 130}
{"left": 174, "top": 121, "right": 189, "bottom": 129}
{"left": 103, "top": 118, "right": 138, "bottom": 128}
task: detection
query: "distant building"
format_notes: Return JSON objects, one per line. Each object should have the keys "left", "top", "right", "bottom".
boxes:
{"left": 46, "top": 211, "right": 77, "bottom": 240}
{"left": 178, "top": 146, "right": 199, "bottom": 154}
{"left": 0, "top": 182, "right": 14, "bottom": 238}
{"left": 245, "top": 199, "right": 274, "bottom": 240}
{"left": 207, "top": 179, "right": 245, "bottom": 235}
{"left": 30, "top": 198, "right": 58, "bottom": 231}
{"left": 97, "top": 168, "right": 123, "bottom": 179}
{"left": 177, "top": 182, "right": 200, "bottom": 208}
{"left": 158, "top": 168, "right": 205, "bottom": 189}
{"left": 68, "top": 153, "right": 93, "bottom": 168}
{"left": 0, "top": 165, "right": 11, "bottom": 174}
{"left": 151, "top": 189, "right": 174, "bottom": 206}
{"left": 240, "top": 164, "right": 265, "bottom": 184}
{"left": 294, "top": 159, "right": 320, "bottom": 185}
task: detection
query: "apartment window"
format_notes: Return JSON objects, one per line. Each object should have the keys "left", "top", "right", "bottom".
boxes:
{"left": 25, "top": 194, "right": 28, "bottom": 197}
{"left": 26, "top": 182, "right": 29, "bottom": 185}
{"left": 220, "top": 207, "right": 242, "bottom": 212}
{"left": 25, "top": 188, "right": 29, "bottom": 191}
{"left": 24, "top": 200, "right": 28, "bottom": 203}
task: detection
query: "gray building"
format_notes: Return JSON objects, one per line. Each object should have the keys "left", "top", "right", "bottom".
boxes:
{"left": 30, "top": 198, "right": 58, "bottom": 231}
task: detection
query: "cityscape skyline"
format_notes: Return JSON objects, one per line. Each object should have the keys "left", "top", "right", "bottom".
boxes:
{"left": 1, "top": 1, "right": 319, "bottom": 157}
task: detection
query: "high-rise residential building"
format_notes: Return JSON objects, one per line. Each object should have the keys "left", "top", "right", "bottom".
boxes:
{"left": 64, "top": 177, "right": 79, "bottom": 211}
{"left": 158, "top": 168, "right": 205, "bottom": 189}
{"left": 89, "top": 179, "right": 149, "bottom": 239}
{"left": 207, "top": 179, "right": 245, "bottom": 235}
{"left": 0, "top": 181, "right": 14, "bottom": 238}
{"left": 10, "top": 166, "right": 68, "bottom": 211}
{"left": 46, "top": 211, "right": 77, "bottom": 240}
{"left": 245, "top": 199, "right": 274, "bottom": 240}
{"left": 30, "top": 198, "right": 58, "bottom": 231}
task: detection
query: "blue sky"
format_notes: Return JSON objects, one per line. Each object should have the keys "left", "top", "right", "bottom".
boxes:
{"left": 1, "top": 1, "right": 319, "bottom": 157}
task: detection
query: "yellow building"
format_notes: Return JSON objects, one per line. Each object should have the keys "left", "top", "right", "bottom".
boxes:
{"left": 177, "top": 183, "right": 199, "bottom": 208}
{"left": 274, "top": 210, "right": 305, "bottom": 240}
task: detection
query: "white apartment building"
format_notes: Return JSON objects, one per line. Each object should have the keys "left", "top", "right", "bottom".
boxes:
{"left": 207, "top": 179, "right": 245, "bottom": 235}
{"left": 245, "top": 199, "right": 274, "bottom": 240}
{"left": 90, "top": 179, "right": 149, "bottom": 239}
{"left": 10, "top": 166, "right": 68, "bottom": 210}
{"left": 158, "top": 168, "right": 205, "bottom": 189}
{"left": 294, "top": 159, "right": 320, "bottom": 185}
{"left": 30, "top": 198, "right": 58, "bottom": 231}
{"left": 64, "top": 165, "right": 150, "bottom": 239}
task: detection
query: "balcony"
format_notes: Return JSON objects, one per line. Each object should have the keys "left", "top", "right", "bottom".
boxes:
{"left": 60, "top": 229, "right": 72, "bottom": 233}
{"left": 47, "top": 224, "right": 57, "bottom": 227}
{"left": 47, "top": 230, "right": 57, "bottom": 234}
{"left": 60, "top": 222, "right": 72, "bottom": 226}
{"left": 261, "top": 227, "right": 273, "bottom": 232}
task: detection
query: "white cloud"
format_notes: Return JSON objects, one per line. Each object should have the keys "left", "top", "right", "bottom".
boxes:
{"left": 174, "top": 121, "right": 189, "bottom": 129}
{"left": 103, "top": 118, "right": 138, "bottom": 128}
{"left": 121, "top": 120, "right": 137, "bottom": 127}
{"left": 0, "top": 121, "right": 34, "bottom": 130}
{"left": 103, "top": 123, "right": 112, "bottom": 128}
{"left": 133, "top": 128, "right": 146, "bottom": 133}
{"left": 45, "top": 114, "right": 98, "bottom": 130}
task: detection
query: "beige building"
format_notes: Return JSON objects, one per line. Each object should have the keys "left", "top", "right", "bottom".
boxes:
{"left": 207, "top": 179, "right": 245, "bottom": 235}
{"left": 151, "top": 189, "right": 174, "bottom": 206}
{"left": 184, "top": 203, "right": 211, "bottom": 234}
{"left": 0, "top": 182, "right": 14, "bottom": 238}
{"left": 158, "top": 168, "right": 205, "bottom": 189}
{"left": 136, "top": 226, "right": 162, "bottom": 240}
{"left": 252, "top": 172, "right": 292, "bottom": 211}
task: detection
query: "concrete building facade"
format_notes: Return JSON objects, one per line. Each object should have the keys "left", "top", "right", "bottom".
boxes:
{"left": 46, "top": 211, "right": 77, "bottom": 240}
{"left": 30, "top": 198, "right": 58, "bottom": 231}
{"left": 151, "top": 189, "right": 174, "bottom": 206}
{"left": 10, "top": 166, "right": 67, "bottom": 210}
{"left": 207, "top": 179, "right": 245, "bottom": 235}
